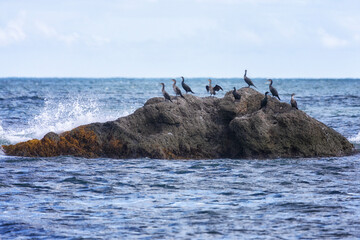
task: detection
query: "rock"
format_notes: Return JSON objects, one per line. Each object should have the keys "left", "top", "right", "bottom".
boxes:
{"left": 2, "top": 88, "right": 355, "bottom": 159}
{"left": 43, "top": 132, "right": 60, "bottom": 142}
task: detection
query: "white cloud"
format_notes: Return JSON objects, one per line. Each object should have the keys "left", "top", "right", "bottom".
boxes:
{"left": 336, "top": 16, "right": 360, "bottom": 45}
{"left": 87, "top": 35, "right": 111, "bottom": 46}
{"left": 114, "top": 17, "right": 218, "bottom": 43}
{"left": 35, "top": 22, "right": 111, "bottom": 46}
{"left": 355, "top": 34, "right": 360, "bottom": 42}
{"left": 0, "top": 11, "right": 26, "bottom": 46}
{"left": 318, "top": 29, "right": 348, "bottom": 48}
{"left": 35, "top": 22, "right": 79, "bottom": 45}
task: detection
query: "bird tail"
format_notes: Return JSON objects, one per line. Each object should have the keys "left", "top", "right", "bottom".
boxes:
{"left": 180, "top": 92, "right": 185, "bottom": 98}
{"left": 277, "top": 96, "right": 281, "bottom": 100}
{"left": 191, "top": 90, "right": 194, "bottom": 94}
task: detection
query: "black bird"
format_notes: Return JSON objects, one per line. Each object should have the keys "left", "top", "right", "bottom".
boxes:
{"left": 232, "top": 87, "right": 241, "bottom": 101}
{"left": 291, "top": 93, "right": 298, "bottom": 109}
{"left": 206, "top": 79, "right": 223, "bottom": 96}
{"left": 244, "top": 70, "right": 256, "bottom": 88}
{"left": 160, "top": 83, "right": 172, "bottom": 102}
{"left": 172, "top": 79, "right": 185, "bottom": 99}
{"left": 181, "top": 76, "right": 194, "bottom": 94}
{"left": 268, "top": 79, "right": 281, "bottom": 100}
{"left": 260, "top": 91, "right": 269, "bottom": 109}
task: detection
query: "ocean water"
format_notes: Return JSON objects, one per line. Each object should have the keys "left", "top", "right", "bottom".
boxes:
{"left": 0, "top": 78, "right": 360, "bottom": 239}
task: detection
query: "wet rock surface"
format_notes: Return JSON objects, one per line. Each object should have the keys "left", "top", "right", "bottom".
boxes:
{"left": 3, "top": 88, "right": 354, "bottom": 159}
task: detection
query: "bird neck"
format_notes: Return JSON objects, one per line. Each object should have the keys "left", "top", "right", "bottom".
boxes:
{"left": 162, "top": 84, "right": 165, "bottom": 92}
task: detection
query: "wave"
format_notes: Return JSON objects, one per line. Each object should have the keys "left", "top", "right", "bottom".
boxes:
{"left": 0, "top": 96, "right": 131, "bottom": 145}
{"left": 349, "top": 132, "right": 360, "bottom": 144}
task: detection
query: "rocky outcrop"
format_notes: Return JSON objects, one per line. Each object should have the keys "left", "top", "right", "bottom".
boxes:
{"left": 2, "top": 88, "right": 354, "bottom": 159}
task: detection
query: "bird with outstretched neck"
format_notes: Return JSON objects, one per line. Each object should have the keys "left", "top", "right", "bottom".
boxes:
{"left": 244, "top": 70, "right": 256, "bottom": 88}
{"left": 181, "top": 76, "right": 194, "bottom": 94}
{"left": 291, "top": 93, "right": 298, "bottom": 109}
{"left": 268, "top": 79, "right": 281, "bottom": 100}
{"left": 232, "top": 87, "right": 241, "bottom": 101}
{"left": 160, "top": 83, "right": 172, "bottom": 102}
{"left": 172, "top": 79, "right": 185, "bottom": 99}
{"left": 206, "top": 79, "right": 223, "bottom": 96}
{"left": 260, "top": 91, "right": 269, "bottom": 109}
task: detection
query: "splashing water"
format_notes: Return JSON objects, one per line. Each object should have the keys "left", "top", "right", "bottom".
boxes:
{"left": 0, "top": 96, "right": 121, "bottom": 145}
{"left": 349, "top": 131, "right": 360, "bottom": 144}
{"left": 1, "top": 78, "right": 360, "bottom": 148}
{"left": 1, "top": 78, "right": 360, "bottom": 239}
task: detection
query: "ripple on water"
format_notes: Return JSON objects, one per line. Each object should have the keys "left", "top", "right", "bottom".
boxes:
{"left": 0, "top": 151, "right": 360, "bottom": 238}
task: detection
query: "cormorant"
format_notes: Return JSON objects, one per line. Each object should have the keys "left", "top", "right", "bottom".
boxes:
{"left": 172, "top": 79, "right": 185, "bottom": 99}
{"left": 244, "top": 70, "right": 256, "bottom": 88}
{"left": 232, "top": 87, "right": 241, "bottom": 101}
{"left": 206, "top": 79, "right": 223, "bottom": 96}
{"left": 268, "top": 79, "right": 281, "bottom": 100}
{"left": 291, "top": 93, "right": 298, "bottom": 109}
{"left": 181, "top": 76, "right": 194, "bottom": 94}
{"left": 160, "top": 83, "right": 172, "bottom": 102}
{"left": 260, "top": 91, "right": 269, "bottom": 109}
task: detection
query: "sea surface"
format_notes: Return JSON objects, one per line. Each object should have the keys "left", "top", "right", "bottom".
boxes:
{"left": 0, "top": 78, "right": 360, "bottom": 239}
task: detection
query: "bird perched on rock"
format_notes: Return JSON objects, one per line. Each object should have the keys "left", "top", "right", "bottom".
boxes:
{"left": 206, "top": 79, "right": 223, "bottom": 96}
{"left": 291, "top": 93, "right": 298, "bottom": 109}
{"left": 172, "top": 79, "right": 185, "bottom": 99}
{"left": 181, "top": 76, "right": 194, "bottom": 94}
{"left": 232, "top": 87, "right": 241, "bottom": 101}
{"left": 268, "top": 79, "right": 281, "bottom": 100}
{"left": 260, "top": 91, "right": 269, "bottom": 109}
{"left": 160, "top": 83, "right": 172, "bottom": 102}
{"left": 244, "top": 70, "right": 256, "bottom": 88}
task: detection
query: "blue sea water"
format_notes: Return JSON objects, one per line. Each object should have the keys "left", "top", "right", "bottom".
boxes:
{"left": 0, "top": 78, "right": 360, "bottom": 239}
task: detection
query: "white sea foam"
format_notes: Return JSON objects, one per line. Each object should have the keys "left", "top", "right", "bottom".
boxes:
{"left": 349, "top": 131, "right": 360, "bottom": 144}
{"left": 0, "top": 96, "right": 130, "bottom": 145}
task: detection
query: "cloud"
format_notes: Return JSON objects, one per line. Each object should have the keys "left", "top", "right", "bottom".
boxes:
{"left": 0, "top": 11, "right": 26, "bottom": 46}
{"left": 87, "top": 35, "right": 111, "bottom": 46}
{"left": 35, "top": 22, "right": 111, "bottom": 46}
{"left": 318, "top": 29, "right": 348, "bottom": 48}
{"left": 35, "top": 22, "right": 79, "bottom": 45}
{"left": 114, "top": 17, "right": 218, "bottom": 43}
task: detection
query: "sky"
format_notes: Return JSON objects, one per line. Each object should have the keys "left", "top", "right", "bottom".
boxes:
{"left": 0, "top": 0, "right": 359, "bottom": 78}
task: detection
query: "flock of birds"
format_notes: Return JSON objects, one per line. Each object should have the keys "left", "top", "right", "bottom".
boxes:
{"left": 160, "top": 70, "right": 298, "bottom": 110}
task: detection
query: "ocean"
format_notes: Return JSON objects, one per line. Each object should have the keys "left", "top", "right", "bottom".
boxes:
{"left": 0, "top": 78, "right": 359, "bottom": 239}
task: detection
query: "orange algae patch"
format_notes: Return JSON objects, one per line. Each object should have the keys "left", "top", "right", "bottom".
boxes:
{"left": 160, "top": 147, "right": 177, "bottom": 159}
{"left": 2, "top": 139, "right": 58, "bottom": 157}
{"left": 103, "top": 138, "right": 126, "bottom": 157}
{"left": 2, "top": 126, "right": 101, "bottom": 158}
